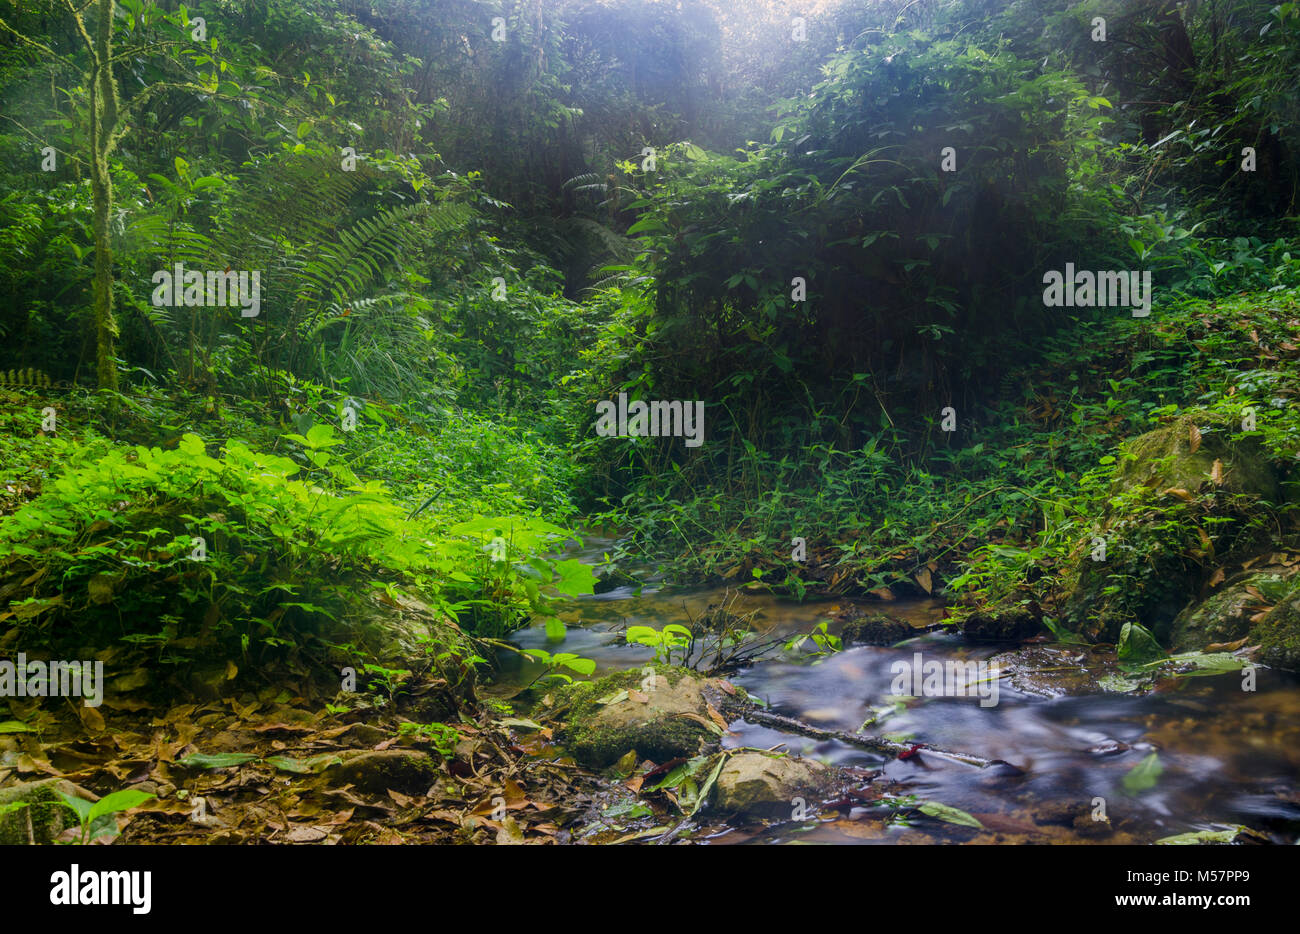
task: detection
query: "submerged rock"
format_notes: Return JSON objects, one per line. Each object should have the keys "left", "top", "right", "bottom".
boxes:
{"left": 551, "top": 666, "right": 740, "bottom": 768}
{"left": 712, "top": 751, "right": 829, "bottom": 819}
{"left": 986, "top": 644, "right": 1113, "bottom": 697}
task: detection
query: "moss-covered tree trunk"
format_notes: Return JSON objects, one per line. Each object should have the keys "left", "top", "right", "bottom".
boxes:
{"left": 88, "top": 0, "right": 119, "bottom": 391}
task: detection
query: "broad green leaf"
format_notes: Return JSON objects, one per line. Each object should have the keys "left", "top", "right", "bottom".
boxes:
{"left": 1118, "top": 622, "right": 1165, "bottom": 667}
{"left": 0, "top": 720, "right": 33, "bottom": 733}
{"left": 1098, "top": 674, "right": 1142, "bottom": 693}
{"left": 56, "top": 791, "right": 93, "bottom": 824}
{"left": 553, "top": 558, "right": 597, "bottom": 596}
{"left": 559, "top": 655, "right": 595, "bottom": 676}
{"left": 918, "top": 801, "right": 984, "bottom": 829}
{"left": 88, "top": 789, "right": 155, "bottom": 822}
{"left": 1122, "top": 752, "right": 1163, "bottom": 795}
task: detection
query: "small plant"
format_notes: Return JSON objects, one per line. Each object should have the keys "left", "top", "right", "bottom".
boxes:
{"left": 56, "top": 789, "right": 156, "bottom": 844}
{"left": 521, "top": 648, "right": 596, "bottom": 686}
{"left": 362, "top": 663, "right": 412, "bottom": 707}
{"left": 625, "top": 623, "right": 694, "bottom": 666}
{"left": 783, "top": 620, "right": 842, "bottom": 657}
{"left": 397, "top": 722, "right": 461, "bottom": 758}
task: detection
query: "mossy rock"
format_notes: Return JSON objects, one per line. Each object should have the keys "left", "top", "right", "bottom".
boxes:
{"left": 324, "top": 749, "right": 438, "bottom": 795}
{"left": 1170, "top": 569, "right": 1297, "bottom": 652}
{"left": 1250, "top": 578, "right": 1300, "bottom": 671}
{"left": 593, "top": 567, "right": 639, "bottom": 594}
{"left": 959, "top": 603, "right": 1043, "bottom": 642}
{"left": 1061, "top": 414, "right": 1281, "bottom": 641}
{"left": 1113, "top": 414, "right": 1278, "bottom": 501}
{"left": 550, "top": 666, "right": 740, "bottom": 768}
{"left": 712, "top": 751, "right": 830, "bottom": 820}
{"left": 842, "top": 614, "right": 915, "bottom": 645}
{"left": 0, "top": 778, "right": 90, "bottom": 844}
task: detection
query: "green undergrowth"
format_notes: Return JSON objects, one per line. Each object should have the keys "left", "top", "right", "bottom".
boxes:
{"left": 591, "top": 290, "right": 1300, "bottom": 607}
{"left": 0, "top": 410, "right": 594, "bottom": 681}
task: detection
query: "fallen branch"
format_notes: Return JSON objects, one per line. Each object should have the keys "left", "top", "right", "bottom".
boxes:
{"left": 737, "top": 707, "right": 1010, "bottom": 770}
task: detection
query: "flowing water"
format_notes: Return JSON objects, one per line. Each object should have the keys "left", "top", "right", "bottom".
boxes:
{"left": 491, "top": 537, "right": 1300, "bottom": 844}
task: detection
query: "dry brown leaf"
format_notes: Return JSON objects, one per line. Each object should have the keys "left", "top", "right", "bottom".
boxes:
{"left": 1189, "top": 423, "right": 1202, "bottom": 453}
{"left": 627, "top": 689, "right": 649, "bottom": 704}
{"left": 78, "top": 705, "right": 106, "bottom": 734}
{"left": 1210, "top": 458, "right": 1224, "bottom": 486}
{"left": 1205, "top": 636, "right": 1250, "bottom": 652}
{"left": 1208, "top": 567, "right": 1226, "bottom": 588}
{"left": 1163, "top": 487, "right": 1193, "bottom": 501}
{"left": 1196, "top": 528, "right": 1213, "bottom": 554}
{"left": 915, "top": 567, "right": 933, "bottom": 594}
{"left": 674, "top": 712, "right": 715, "bottom": 730}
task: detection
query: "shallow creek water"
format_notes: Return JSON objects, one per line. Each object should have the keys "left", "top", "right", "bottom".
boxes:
{"left": 490, "top": 538, "right": 1300, "bottom": 844}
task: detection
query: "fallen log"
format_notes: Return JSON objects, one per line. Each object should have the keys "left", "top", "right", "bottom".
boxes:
{"left": 737, "top": 706, "right": 1014, "bottom": 771}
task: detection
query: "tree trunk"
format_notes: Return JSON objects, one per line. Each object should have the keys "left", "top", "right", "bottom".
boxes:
{"left": 89, "top": 0, "right": 119, "bottom": 391}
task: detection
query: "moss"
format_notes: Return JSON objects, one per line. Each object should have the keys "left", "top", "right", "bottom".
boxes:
{"left": 1171, "top": 571, "right": 1293, "bottom": 651}
{"left": 842, "top": 614, "right": 915, "bottom": 645}
{"left": 1251, "top": 587, "right": 1300, "bottom": 671}
{"left": 1060, "top": 413, "right": 1283, "bottom": 642}
{"left": 1115, "top": 414, "right": 1279, "bottom": 501}
{"left": 0, "top": 779, "right": 76, "bottom": 845}
{"left": 551, "top": 666, "right": 732, "bottom": 768}
{"left": 959, "top": 602, "right": 1043, "bottom": 642}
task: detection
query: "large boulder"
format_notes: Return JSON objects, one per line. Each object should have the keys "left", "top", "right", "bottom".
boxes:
{"left": 712, "top": 752, "right": 829, "bottom": 819}
{"left": 1170, "top": 567, "right": 1296, "bottom": 652}
{"left": 1061, "top": 414, "right": 1280, "bottom": 641}
{"left": 958, "top": 602, "right": 1044, "bottom": 642}
{"left": 1253, "top": 584, "right": 1300, "bottom": 671}
{"left": 1112, "top": 415, "right": 1278, "bottom": 501}
{"left": 550, "top": 667, "right": 740, "bottom": 769}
